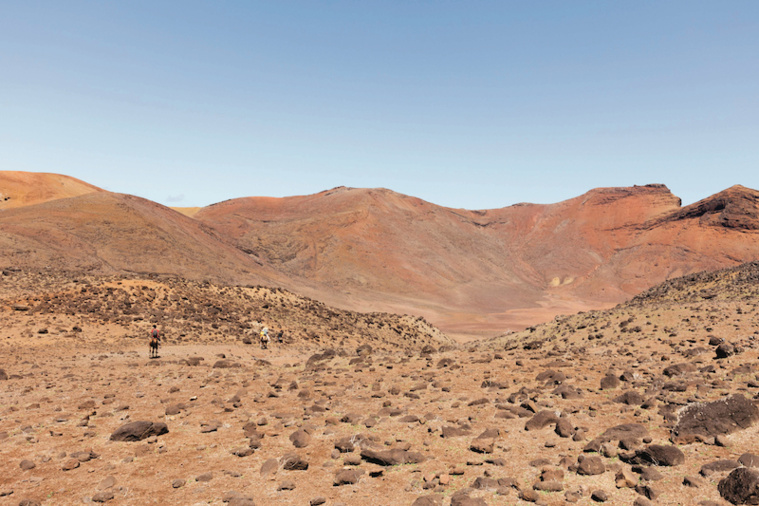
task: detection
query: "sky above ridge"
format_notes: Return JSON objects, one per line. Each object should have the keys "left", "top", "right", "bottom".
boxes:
{"left": 1, "top": 1, "right": 757, "bottom": 210}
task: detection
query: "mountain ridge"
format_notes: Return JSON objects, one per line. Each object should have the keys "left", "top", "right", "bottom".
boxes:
{"left": 2, "top": 170, "right": 758, "bottom": 338}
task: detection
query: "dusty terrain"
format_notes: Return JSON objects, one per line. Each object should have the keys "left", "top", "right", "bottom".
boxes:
{"left": 2, "top": 171, "right": 759, "bottom": 338}
{"left": 3, "top": 264, "right": 759, "bottom": 505}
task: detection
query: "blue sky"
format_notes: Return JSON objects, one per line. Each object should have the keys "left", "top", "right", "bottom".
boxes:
{"left": 1, "top": 1, "right": 757, "bottom": 209}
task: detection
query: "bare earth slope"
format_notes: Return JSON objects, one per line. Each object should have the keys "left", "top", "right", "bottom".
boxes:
{"left": 2, "top": 264, "right": 759, "bottom": 505}
{"left": 196, "top": 184, "right": 759, "bottom": 337}
{"left": 0, "top": 171, "right": 103, "bottom": 209}
{"left": 0, "top": 191, "right": 281, "bottom": 286}
{"left": 3, "top": 172, "right": 759, "bottom": 338}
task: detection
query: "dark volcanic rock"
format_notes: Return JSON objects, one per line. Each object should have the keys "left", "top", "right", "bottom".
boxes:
{"left": 524, "top": 410, "right": 560, "bottom": 431}
{"left": 700, "top": 459, "right": 740, "bottom": 477}
{"left": 280, "top": 453, "right": 309, "bottom": 471}
{"left": 109, "top": 421, "right": 168, "bottom": 442}
{"left": 719, "top": 467, "right": 759, "bottom": 505}
{"left": 412, "top": 494, "right": 444, "bottom": 506}
{"left": 672, "top": 394, "right": 759, "bottom": 443}
{"left": 289, "top": 429, "right": 311, "bottom": 448}
{"left": 600, "top": 374, "right": 620, "bottom": 390}
{"left": 716, "top": 343, "right": 737, "bottom": 359}
{"left": 577, "top": 455, "right": 605, "bottom": 476}
{"left": 663, "top": 363, "right": 696, "bottom": 377}
{"left": 360, "top": 448, "right": 425, "bottom": 466}
{"left": 334, "top": 469, "right": 363, "bottom": 486}
{"left": 614, "top": 390, "right": 645, "bottom": 406}
{"left": 536, "top": 369, "right": 566, "bottom": 385}
{"left": 621, "top": 445, "right": 685, "bottom": 467}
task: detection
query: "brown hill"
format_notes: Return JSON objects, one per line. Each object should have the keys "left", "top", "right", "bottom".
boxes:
{"left": 0, "top": 270, "right": 451, "bottom": 350}
{"left": 195, "top": 184, "right": 759, "bottom": 337}
{"left": 2, "top": 171, "right": 759, "bottom": 338}
{"left": 0, "top": 191, "right": 282, "bottom": 286}
{"left": 0, "top": 170, "right": 102, "bottom": 209}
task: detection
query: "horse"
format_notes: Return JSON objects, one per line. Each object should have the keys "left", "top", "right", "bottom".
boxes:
{"left": 149, "top": 336, "right": 160, "bottom": 358}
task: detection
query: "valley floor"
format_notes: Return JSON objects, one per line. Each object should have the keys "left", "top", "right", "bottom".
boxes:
{"left": 2, "top": 319, "right": 759, "bottom": 505}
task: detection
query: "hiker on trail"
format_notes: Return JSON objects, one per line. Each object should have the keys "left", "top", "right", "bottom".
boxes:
{"left": 276, "top": 329, "right": 284, "bottom": 344}
{"left": 149, "top": 325, "right": 161, "bottom": 358}
{"left": 260, "top": 326, "right": 269, "bottom": 349}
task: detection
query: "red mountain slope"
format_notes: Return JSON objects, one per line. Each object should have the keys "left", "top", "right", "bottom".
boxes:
{"left": 195, "top": 184, "right": 759, "bottom": 337}
{"left": 0, "top": 191, "right": 280, "bottom": 286}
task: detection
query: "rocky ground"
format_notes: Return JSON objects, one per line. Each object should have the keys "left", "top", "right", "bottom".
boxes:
{"left": 3, "top": 264, "right": 759, "bottom": 505}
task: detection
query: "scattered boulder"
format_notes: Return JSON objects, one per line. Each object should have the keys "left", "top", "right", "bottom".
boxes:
{"left": 280, "top": 453, "right": 309, "bottom": 471}
{"left": 92, "top": 490, "right": 115, "bottom": 503}
{"left": 663, "top": 363, "right": 696, "bottom": 377}
{"left": 741, "top": 454, "right": 759, "bottom": 468}
{"left": 110, "top": 421, "right": 168, "bottom": 442}
{"left": 672, "top": 394, "right": 759, "bottom": 443}
{"left": 525, "top": 410, "right": 560, "bottom": 431}
{"left": 614, "top": 391, "right": 645, "bottom": 406}
{"left": 700, "top": 460, "right": 740, "bottom": 478}
{"left": 412, "top": 494, "right": 444, "bottom": 506}
{"left": 536, "top": 369, "right": 566, "bottom": 385}
{"left": 334, "top": 469, "right": 363, "bottom": 486}
{"left": 600, "top": 374, "right": 620, "bottom": 390}
{"left": 716, "top": 343, "right": 737, "bottom": 359}
{"left": 360, "top": 448, "right": 425, "bottom": 466}
{"left": 719, "top": 467, "right": 759, "bottom": 505}
{"left": 469, "top": 439, "right": 494, "bottom": 454}
{"left": 289, "top": 429, "right": 311, "bottom": 448}
{"left": 576, "top": 455, "right": 606, "bottom": 476}
{"left": 260, "top": 458, "right": 279, "bottom": 476}
{"left": 621, "top": 445, "right": 685, "bottom": 467}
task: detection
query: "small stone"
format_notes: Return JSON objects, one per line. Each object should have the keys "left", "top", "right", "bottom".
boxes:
{"left": 334, "top": 469, "right": 362, "bottom": 486}
{"left": 62, "top": 459, "right": 80, "bottom": 471}
{"left": 412, "top": 494, "right": 444, "bottom": 506}
{"left": 98, "top": 476, "right": 116, "bottom": 490}
{"left": 277, "top": 480, "right": 296, "bottom": 491}
{"left": 19, "top": 460, "right": 36, "bottom": 470}
{"left": 683, "top": 475, "right": 705, "bottom": 488}
{"left": 196, "top": 472, "right": 213, "bottom": 482}
{"left": 171, "top": 479, "right": 186, "bottom": 489}
{"left": 591, "top": 489, "right": 608, "bottom": 502}
{"left": 92, "top": 490, "right": 115, "bottom": 503}
{"left": 577, "top": 455, "right": 605, "bottom": 476}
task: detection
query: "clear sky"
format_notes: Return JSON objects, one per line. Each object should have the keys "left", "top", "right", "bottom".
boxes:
{"left": 1, "top": 1, "right": 757, "bottom": 210}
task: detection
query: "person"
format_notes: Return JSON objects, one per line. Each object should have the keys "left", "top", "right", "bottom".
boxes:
{"left": 260, "top": 326, "right": 269, "bottom": 349}
{"left": 276, "top": 329, "right": 284, "bottom": 344}
{"left": 149, "top": 325, "right": 161, "bottom": 358}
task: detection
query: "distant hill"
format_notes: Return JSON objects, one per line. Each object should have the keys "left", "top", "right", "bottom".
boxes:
{"left": 2, "top": 171, "right": 759, "bottom": 337}
{"left": 195, "top": 184, "right": 759, "bottom": 336}
{"left": 0, "top": 171, "right": 102, "bottom": 209}
{"left": 0, "top": 190, "right": 282, "bottom": 286}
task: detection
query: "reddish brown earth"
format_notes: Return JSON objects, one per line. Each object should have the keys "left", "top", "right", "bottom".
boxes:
{"left": 2, "top": 171, "right": 759, "bottom": 339}
{"left": 2, "top": 264, "right": 759, "bottom": 505}
{"left": 195, "top": 184, "right": 759, "bottom": 338}
{"left": 0, "top": 171, "right": 102, "bottom": 210}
